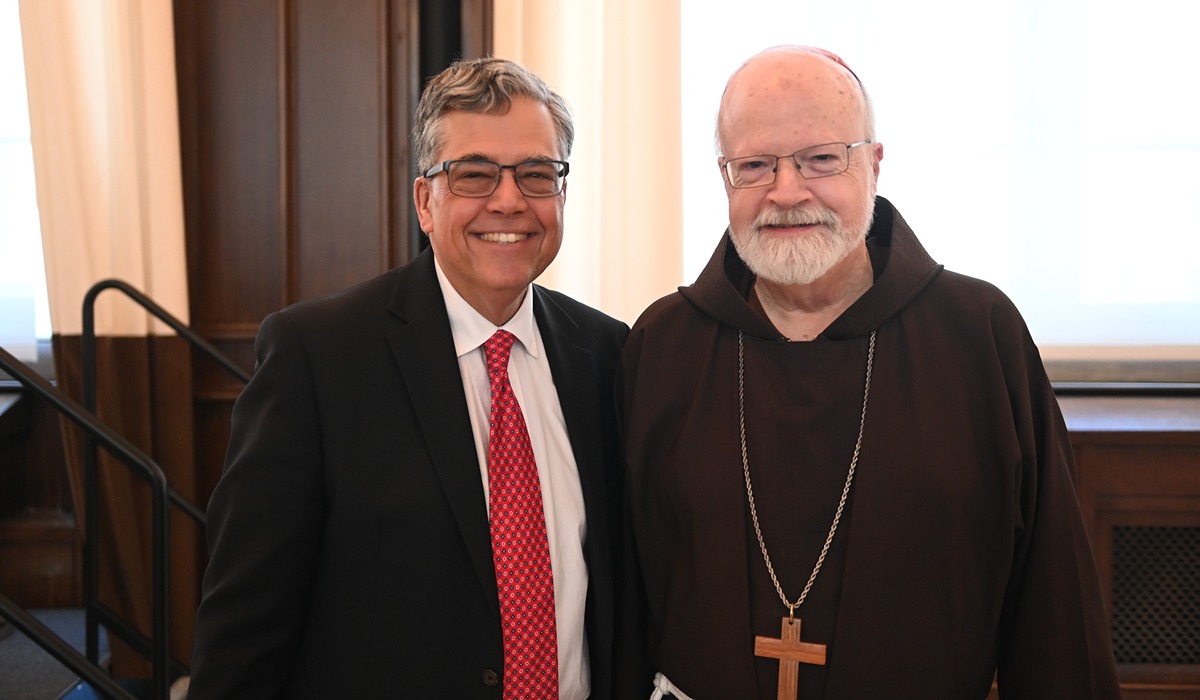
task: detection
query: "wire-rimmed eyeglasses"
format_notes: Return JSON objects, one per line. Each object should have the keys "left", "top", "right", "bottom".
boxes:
{"left": 423, "top": 159, "right": 569, "bottom": 198}
{"left": 721, "top": 140, "right": 872, "bottom": 189}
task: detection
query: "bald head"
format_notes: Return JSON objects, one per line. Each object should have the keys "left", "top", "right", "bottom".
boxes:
{"left": 717, "top": 46, "right": 875, "bottom": 157}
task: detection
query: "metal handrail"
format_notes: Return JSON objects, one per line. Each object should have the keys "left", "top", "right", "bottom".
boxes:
{"left": 0, "top": 281, "right": 250, "bottom": 698}
{"left": 79, "top": 278, "right": 251, "bottom": 698}
{"left": 82, "top": 281, "right": 219, "bottom": 535}
{"left": 83, "top": 279, "right": 251, "bottom": 388}
{"left": 0, "top": 592, "right": 136, "bottom": 700}
{"left": 0, "top": 345, "right": 169, "bottom": 700}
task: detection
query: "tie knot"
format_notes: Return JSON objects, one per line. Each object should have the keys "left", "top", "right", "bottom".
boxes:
{"left": 484, "top": 330, "right": 517, "bottom": 380}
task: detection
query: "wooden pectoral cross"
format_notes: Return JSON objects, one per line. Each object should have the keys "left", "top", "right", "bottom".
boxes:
{"left": 754, "top": 617, "right": 827, "bottom": 700}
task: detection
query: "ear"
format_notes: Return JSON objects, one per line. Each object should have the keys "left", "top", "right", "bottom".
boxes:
{"left": 413, "top": 176, "right": 434, "bottom": 234}
{"left": 871, "top": 142, "right": 883, "bottom": 177}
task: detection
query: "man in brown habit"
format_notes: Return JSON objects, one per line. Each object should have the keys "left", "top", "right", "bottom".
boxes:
{"left": 618, "top": 46, "right": 1121, "bottom": 699}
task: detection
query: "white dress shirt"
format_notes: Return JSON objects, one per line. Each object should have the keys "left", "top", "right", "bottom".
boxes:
{"left": 435, "top": 260, "right": 590, "bottom": 700}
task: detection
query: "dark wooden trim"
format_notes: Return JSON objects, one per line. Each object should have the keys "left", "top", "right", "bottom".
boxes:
{"left": 393, "top": 0, "right": 423, "bottom": 265}
{"left": 462, "top": 0, "right": 493, "bottom": 59}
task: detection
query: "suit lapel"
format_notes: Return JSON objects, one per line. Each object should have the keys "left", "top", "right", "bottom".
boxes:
{"left": 379, "top": 266, "right": 614, "bottom": 642}
{"left": 533, "top": 288, "right": 609, "bottom": 554}
{"left": 533, "top": 287, "right": 616, "bottom": 663}
{"left": 540, "top": 285, "right": 624, "bottom": 696}
{"left": 383, "top": 250, "right": 500, "bottom": 609}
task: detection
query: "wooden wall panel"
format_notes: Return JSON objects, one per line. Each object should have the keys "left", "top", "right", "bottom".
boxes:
{"left": 293, "top": 0, "right": 396, "bottom": 300}
{"left": 175, "top": 0, "right": 433, "bottom": 514}
{"left": 1075, "top": 440, "right": 1200, "bottom": 696}
{"left": 0, "top": 395, "right": 77, "bottom": 609}
{"left": 1063, "top": 397, "right": 1200, "bottom": 698}
{"left": 177, "top": 0, "right": 288, "bottom": 331}
{"left": 177, "top": 0, "right": 432, "bottom": 327}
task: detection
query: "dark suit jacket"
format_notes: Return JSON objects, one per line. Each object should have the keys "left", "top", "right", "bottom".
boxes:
{"left": 189, "top": 249, "right": 630, "bottom": 699}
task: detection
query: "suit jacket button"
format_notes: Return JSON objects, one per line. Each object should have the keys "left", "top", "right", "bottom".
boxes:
{"left": 482, "top": 669, "right": 500, "bottom": 686}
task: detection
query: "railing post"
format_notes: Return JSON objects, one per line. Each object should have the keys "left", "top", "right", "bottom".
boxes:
{"left": 81, "top": 283, "right": 101, "bottom": 670}
{"left": 3, "top": 276, "right": 250, "bottom": 699}
{"left": 0, "top": 345, "right": 171, "bottom": 699}
{"left": 78, "top": 278, "right": 249, "bottom": 698}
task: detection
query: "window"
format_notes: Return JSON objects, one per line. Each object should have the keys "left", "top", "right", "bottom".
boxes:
{"left": 0, "top": 0, "right": 51, "bottom": 365}
{"left": 682, "top": 1, "right": 1199, "bottom": 380}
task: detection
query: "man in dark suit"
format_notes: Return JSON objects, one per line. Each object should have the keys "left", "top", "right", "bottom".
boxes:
{"left": 189, "top": 57, "right": 629, "bottom": 699}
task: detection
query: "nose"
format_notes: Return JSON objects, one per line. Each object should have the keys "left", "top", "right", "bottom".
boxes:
{"left": 766, "top": 158, "right": 813, "bottom": 208}
{"left": 487, "top": 169, "right": 528, "bottom": 212}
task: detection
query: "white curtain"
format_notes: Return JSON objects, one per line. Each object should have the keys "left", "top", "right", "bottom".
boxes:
{"left": 493, "top": 0, "right": 683, "bottom": 325}
{"left": 18, "top": 0, "right": 187, "bottom": 337}
{"left": 0, "top": 1, "right": 42, "bottom": 360}
{"left": 18, "top": 0, "right": 195, "bottom": 673}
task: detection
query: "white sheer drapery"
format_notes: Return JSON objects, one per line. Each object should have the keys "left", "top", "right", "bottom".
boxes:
{"left": 18, "top": 0, "right": 187, "bottom": 337}
{"left": 0, "top": 1, "right": 43, "bottom": 361}
{"left": 493, "top": 0, "right": 683, "bottom": 325}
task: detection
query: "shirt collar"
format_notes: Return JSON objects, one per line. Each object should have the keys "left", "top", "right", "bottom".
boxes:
{"left": 434, "top": 256, "right": 541, "bottom": 359}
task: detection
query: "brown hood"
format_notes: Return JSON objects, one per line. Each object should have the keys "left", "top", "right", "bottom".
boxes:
{"left": 678, "top": 195, "right": 944, "bottom": 341}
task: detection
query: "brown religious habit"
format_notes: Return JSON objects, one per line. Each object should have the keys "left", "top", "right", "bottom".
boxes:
{"left": 754, "top": 617, "right": 826, "bottom": 700}
{"left": 739, "top": 330, "right": 876, "bottom": 700}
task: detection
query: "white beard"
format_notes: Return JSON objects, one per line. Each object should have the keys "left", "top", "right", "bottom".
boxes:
{"left": 730, "top": 203, "right": 873, "bottom": 286}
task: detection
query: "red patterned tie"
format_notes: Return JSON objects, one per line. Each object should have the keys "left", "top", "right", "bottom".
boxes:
{"left": 484, "top": 330, "right": 559, "bottom": 699}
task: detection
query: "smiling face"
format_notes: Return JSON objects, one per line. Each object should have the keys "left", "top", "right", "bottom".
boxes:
{"left": 414, "top": 97, "right": 566, "bottom": 325}
{"left": 718, "top": 48, "right": 882, "bottom": 286}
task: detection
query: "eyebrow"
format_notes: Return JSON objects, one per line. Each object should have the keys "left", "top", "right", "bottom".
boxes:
{"left": 448, "top": 153, "right": 559, "bottom": 163}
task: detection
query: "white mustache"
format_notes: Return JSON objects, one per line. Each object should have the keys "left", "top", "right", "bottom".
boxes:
{"left": 753, "top": 207, "right": 839, "bottom": 229}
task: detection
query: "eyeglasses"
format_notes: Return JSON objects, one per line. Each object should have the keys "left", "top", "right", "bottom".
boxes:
{"left": 423, "top": 159, "right": 569, "bottom": 198}
{"left": 721, "top": 140, "right": 872, "bottom": 189}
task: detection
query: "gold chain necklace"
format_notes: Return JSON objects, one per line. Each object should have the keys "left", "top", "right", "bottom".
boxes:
{"left": 737, "top": 330, "right": 876, "bottom": 617}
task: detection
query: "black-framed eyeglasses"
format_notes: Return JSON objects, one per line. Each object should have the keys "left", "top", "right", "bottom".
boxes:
{"left": 423, "top": 159, "right": 569, "bottom": 198}
{"left": 721, "top": 140, "right": 872, "bottom": 189}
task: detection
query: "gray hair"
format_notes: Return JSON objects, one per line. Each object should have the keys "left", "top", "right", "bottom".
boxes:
{"left": 412, "top": 57, "right": 574, "bottom": 173}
